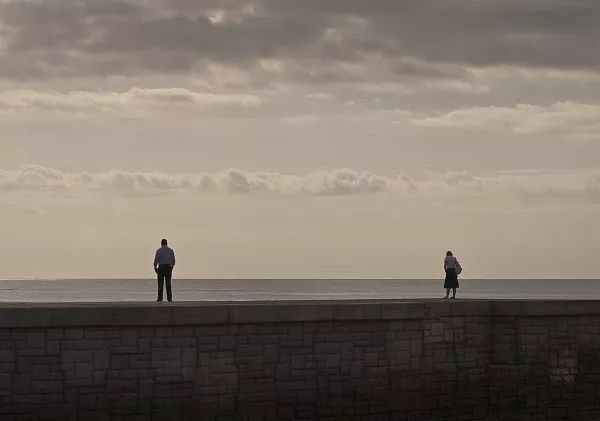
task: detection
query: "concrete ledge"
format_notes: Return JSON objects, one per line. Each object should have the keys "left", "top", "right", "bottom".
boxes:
{"left": 1, "top": 299, "right": 600, "bottom": 328}
{"left": 0, "top": 308, "right": 54, "bottom": 328}
{"left": 490, "top": 300, "right": 568, "bottom": 316}
{"left": 229, "top": 303, "right": 333, "bottom": 323}
{"left": 172, "top": 305, "right": 229, "bottom": 325}
{"left": 381, "top": 302, "right": 426, "bottom": 320}
{"left": 51, "top": 306, "right": 115, "bottom": 326}
{"left": 334, "top": 303, "right": 382, "bottom": 320}
{"left": 114, "top": 306, "right": 174, "bottom": 326}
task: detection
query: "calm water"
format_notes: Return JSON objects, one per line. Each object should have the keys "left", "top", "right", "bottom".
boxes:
{"left": 0, "top": 279, "right": 598, "bottom": 302}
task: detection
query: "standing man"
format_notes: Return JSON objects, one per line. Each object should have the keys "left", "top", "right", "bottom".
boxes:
{"left": 154, "top": 238, "right": 175, "bottom": 302}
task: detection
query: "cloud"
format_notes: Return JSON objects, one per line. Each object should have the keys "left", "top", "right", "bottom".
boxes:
{"left": 306, "top": 92, "right": 334, "bottom": 100}
{"left": 0, "top": 88, "right": 262, "bottom": 113}
{"left": 0, "top": 165, "right": 410, "bottom": 197}
{"left": 2, "top": 0, "right": 599, "bottom": 126}
{"left": 304, "top": 169, "right": 394, "bottom": 196}
{"left": 1, "top": 0, "right": 598, "bottom": 84}
{"left": 2, "top": 164, "right": 600, "bottom": 202}
{"left": 419, "top": 169, "right": 600, "bottom": 201}
{"left": 411, "top": 101, "right": 600, "bottom": 140}
{"left": 0, "top": 165, "right": 67, "bottom": 191}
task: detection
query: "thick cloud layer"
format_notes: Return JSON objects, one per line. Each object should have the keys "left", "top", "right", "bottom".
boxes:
{"left": 1, "top": 0, "right": 599, "bottom": 83}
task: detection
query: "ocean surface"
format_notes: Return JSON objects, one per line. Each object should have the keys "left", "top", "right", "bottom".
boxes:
{"left": 0, "top": 279, "right": 598, "bottom": 302}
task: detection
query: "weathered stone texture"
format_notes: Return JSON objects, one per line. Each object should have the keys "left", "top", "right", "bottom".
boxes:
{"left": 0, "top": 300, "right": 600, "bottom": 419}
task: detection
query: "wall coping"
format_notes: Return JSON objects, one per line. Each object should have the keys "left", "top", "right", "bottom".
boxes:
{"left": 0, "top": 299, "right": 599, "bottom": 328}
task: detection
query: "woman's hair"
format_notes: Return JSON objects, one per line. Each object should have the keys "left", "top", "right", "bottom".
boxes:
{"left": 446, "top": 250, "right": 453, "bottom": 256}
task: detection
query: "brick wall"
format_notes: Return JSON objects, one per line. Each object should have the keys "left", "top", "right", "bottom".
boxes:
{"left": 1, "top": 300, "right": 600, "bottom": 420}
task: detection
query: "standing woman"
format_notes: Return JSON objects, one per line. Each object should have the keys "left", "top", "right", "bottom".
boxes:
{"left": 443, "top": 250, "right": 461, "bottom": 299}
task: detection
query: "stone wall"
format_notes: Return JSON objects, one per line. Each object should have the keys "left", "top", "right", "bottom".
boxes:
{"left": 1, "top": 300, "right": 600, "bottom": 420}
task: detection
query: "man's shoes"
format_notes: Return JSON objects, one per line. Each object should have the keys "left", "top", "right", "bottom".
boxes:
{"left": 156, "top": 299, "right": 163, "bottom": 302}
{"left": 168, "top": 299, "right": 172, "bottom": 302}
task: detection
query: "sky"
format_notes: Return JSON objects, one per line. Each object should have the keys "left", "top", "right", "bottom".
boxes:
{"left": 1, "top": 0, "right": 599, "bottom": 279}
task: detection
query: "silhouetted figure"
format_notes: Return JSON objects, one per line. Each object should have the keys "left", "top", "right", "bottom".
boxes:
{"left": 154, "top": 238, "right": 175, "bottom": 302}
{"left": 443, "top": 250, "right": 461, "bottom": 299}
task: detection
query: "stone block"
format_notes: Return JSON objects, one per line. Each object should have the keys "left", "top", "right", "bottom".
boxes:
{"left": 290, "top": 355, "right": 305, "bottom": 369}
{"left": 84, "top": 328, "right": 109, "bottom": 339}
{"left": 172, "top": 326, "right": 194, "bottom": 337}
{"left": 325, "top": 354, "right": 340, "bottom": 368}
{"left": 164, "top": 337, "right": 195, "bottom": 348}
{"left": 62, "top": 350, "right": 94, "bottom": 363}
{"left": 129, "top": 353, "right": 149, "bottom": 369}
{"left": 194, "top": 366, "right": 209, "bottom": 385}
{"left": 154, "top": 326, "right": 174, "bottom": 337}
{"left": 152, "top": 348, "right": 181, "bottom": 361}
{"left": 210, "top": 372, "right": 238, "bottom": 386}
{"left": 428, "top": 321, "right": 444, "bottom": 337}
{"left": 181, "top": 347, "right": 196, "bottom": 367}
{"left": 0, "top": 373, "right": 10, "bottom": 389}
{"left": 248, "top": 334, "right": 279, "bottom": 345}
{"left": 433, "top": 349, "right": 447, "bottom": 363}
{"left": 74, "top": 339, "right": 108, "bottom": 350}
{"left": 107, "top": 378, "right": 138, "bottom": 392}
{"left": 210, "top": 356, "right": 236, "bottom": 373}
{"left": 410, "top": 339, "right": 423, "bottom": 355}
{"left": 31, "top": 380, "right": 63, "bottom": 394}
{"left": 465, "top": 321, "right": 489, "bottom": 334}
{"left": 0, "top": 350, "right": 15, "bottom": 362}
{"left": 118, "top": 329, "right": 140, "bottom": 347}
{"left": 26, "top": 330, "right": 46, "bottom": 348}
{"left": 46, "top": 339, "right": 60, "bottom": 356}
{"left": 218, "top": 335, "right": 236, "bottom": 350}
{"left": 64, "top": 327, "right": 85, "bottom": 339}
{"left": 235, "top": 344, "right": 264, "bottom": 357}
{"left": 277, "top": 380, "right": 306, "bottom": 391}
{"left": 137, "top": 337, "right": 152, "bottom": 353}
{"left": 110, "top": 354, "right": 129, "bottom": 370}
{"left": 388, "top": 339, "right": 410, "bottom": 351}
{"left": 314, "top": 343, "right": 339, "bottom": 354}
{"left": 30, "top": 364, "right": 50, "bottom": 380}
{"left": 364, "top": 352, "right": 379, "bottom": 367}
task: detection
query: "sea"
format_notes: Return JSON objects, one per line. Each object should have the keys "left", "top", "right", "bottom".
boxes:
{"left": 0, "top": 278, "right": 598, "bottom": 302}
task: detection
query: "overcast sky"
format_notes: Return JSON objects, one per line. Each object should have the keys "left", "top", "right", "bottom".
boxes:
{"left": 1, "top": 0, "right": 599, "bottom": 279}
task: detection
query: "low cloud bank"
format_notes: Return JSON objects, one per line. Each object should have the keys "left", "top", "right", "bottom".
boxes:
{"left": 0, "top": 88, "right": 262, "bottom": 113}
{"left": 1, "top": 164, "right": 599, "bottom": 201}
{"left": 0, "top": 165, "right": 411, "bottom": 196}
{"left": 411, "top": 101, "right": 600, "bottom": 140}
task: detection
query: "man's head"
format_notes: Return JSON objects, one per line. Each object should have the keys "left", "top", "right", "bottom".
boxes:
{"left": 161, "top": 239, "right": 168, "bottom": 246}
